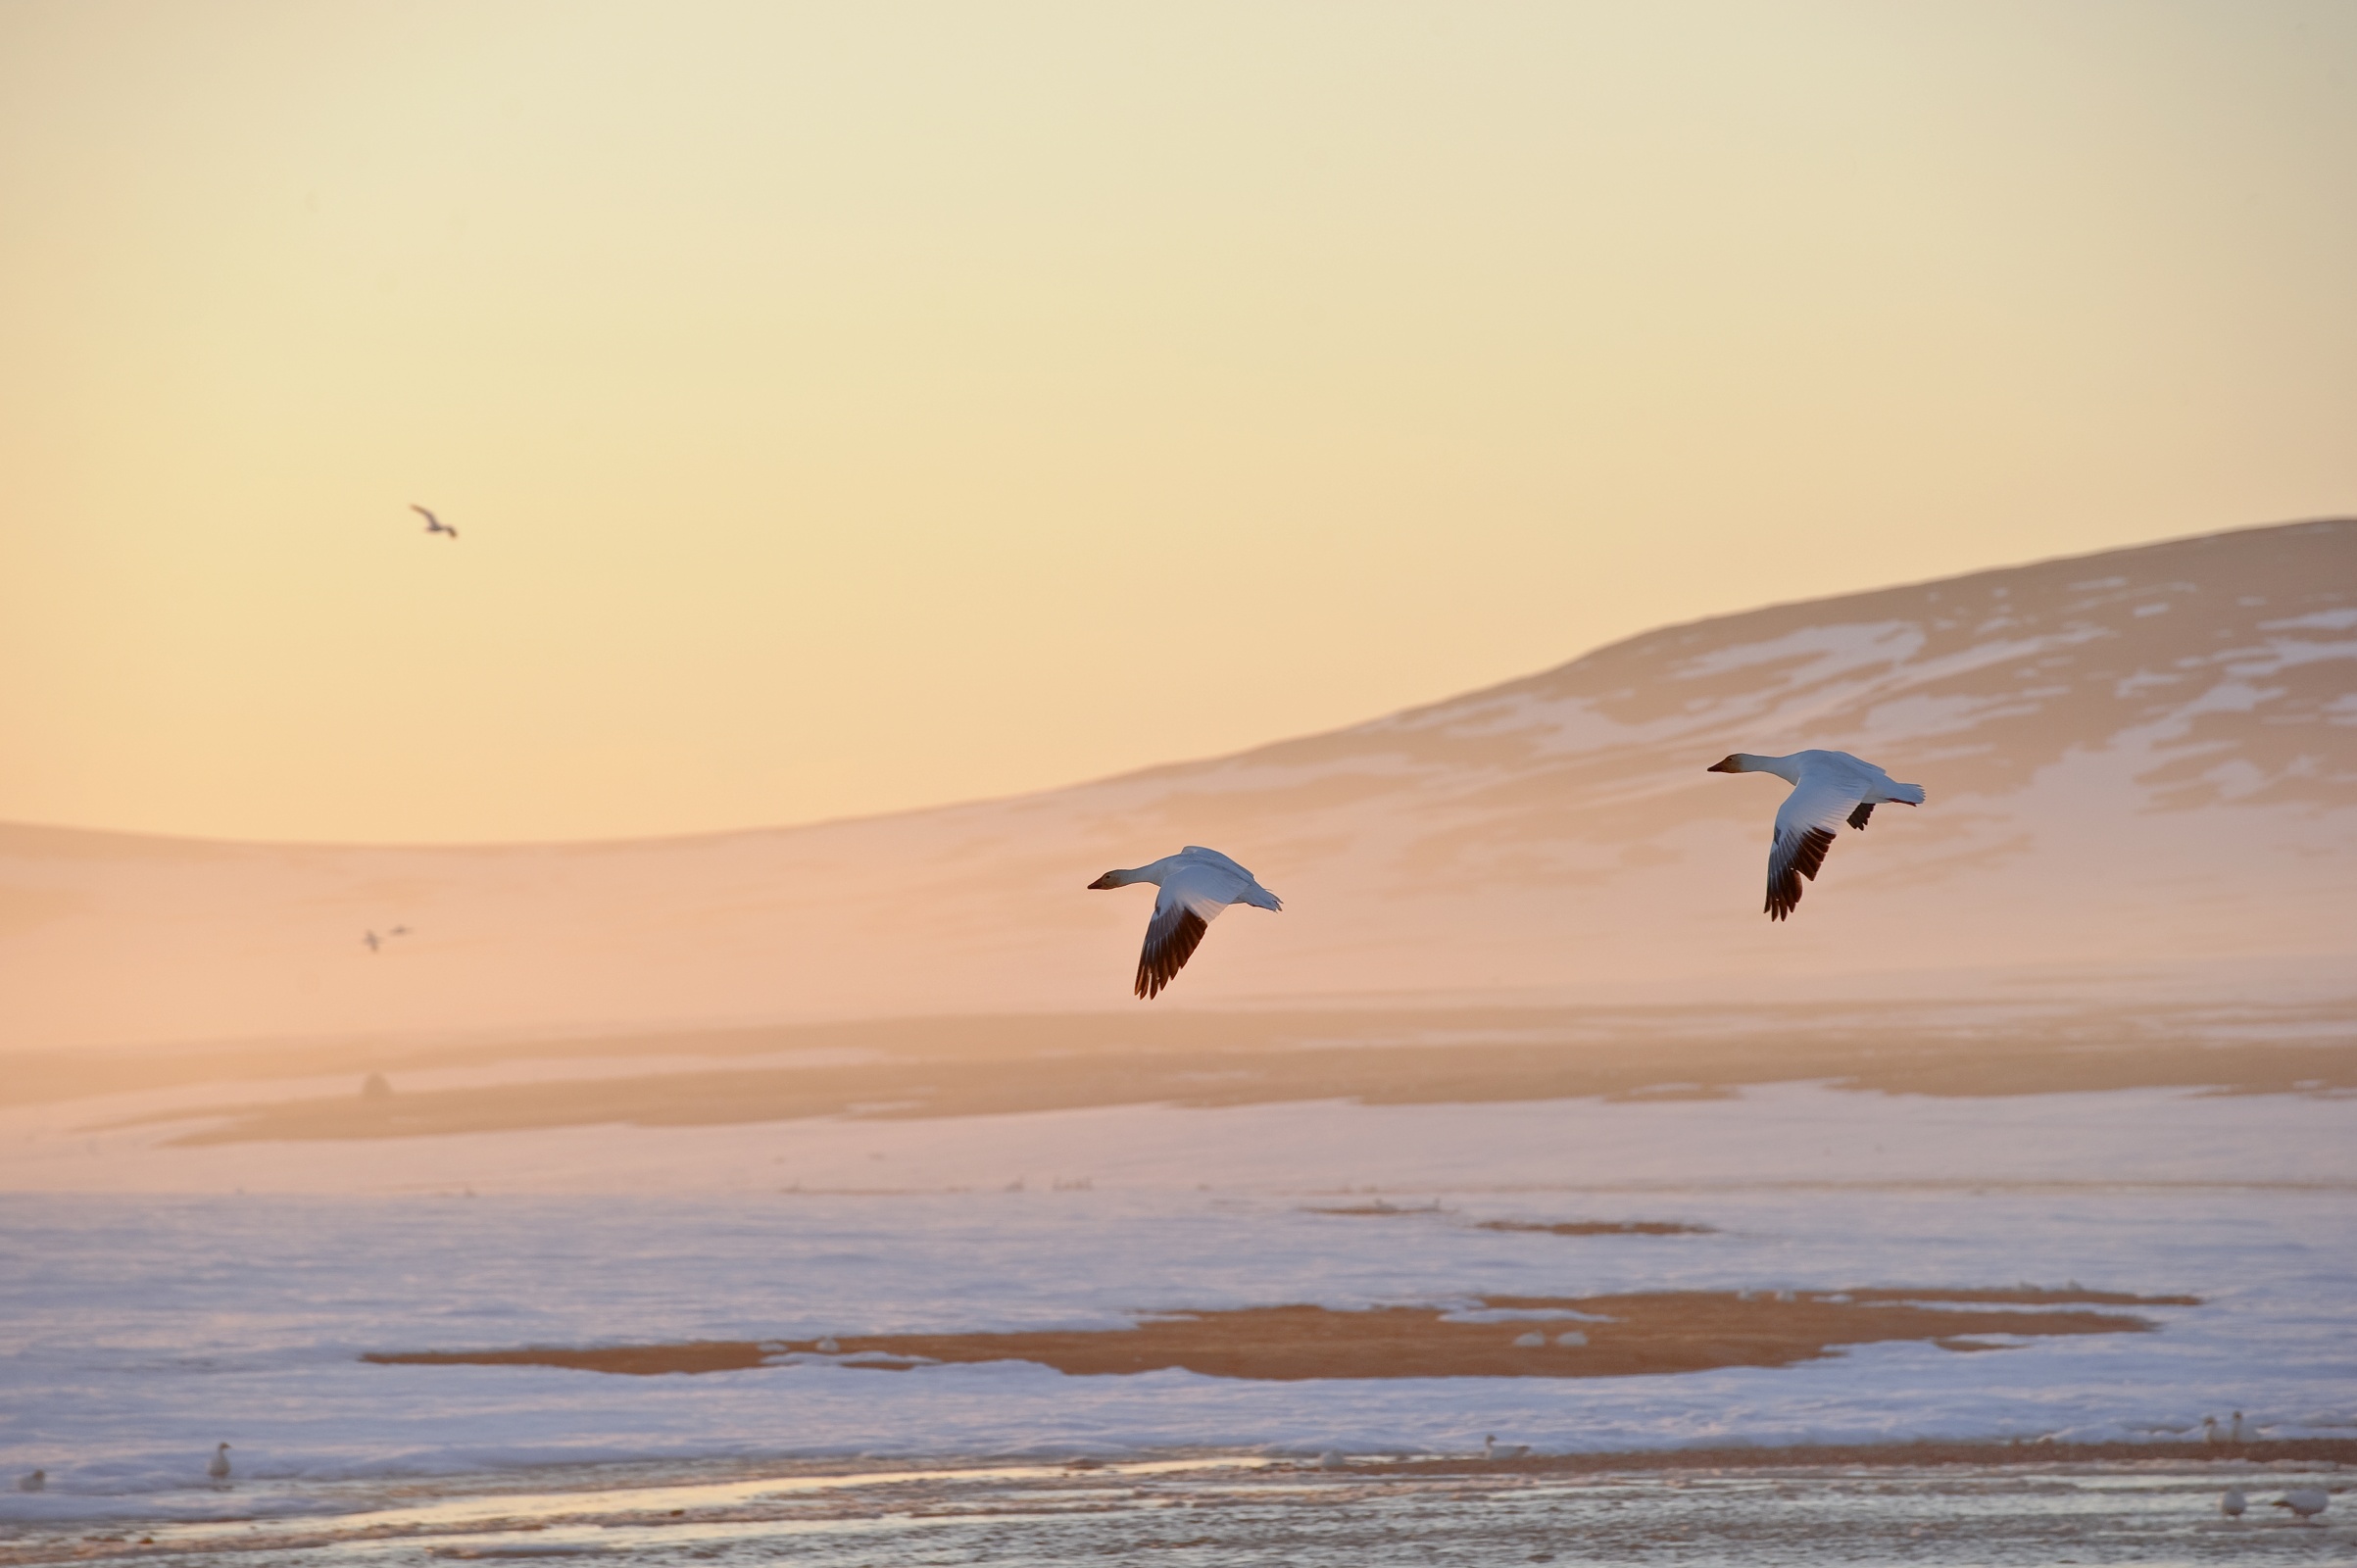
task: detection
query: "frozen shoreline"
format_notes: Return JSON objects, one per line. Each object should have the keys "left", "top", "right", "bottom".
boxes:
{"left": 3, "top": 1448, "right": 2351, "bottom": 1568}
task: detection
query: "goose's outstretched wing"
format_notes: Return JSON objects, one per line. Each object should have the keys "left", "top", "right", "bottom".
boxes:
{"left": 1134, "top": 858, "right": 1262, "bottom": 998}
{"left": 1177, "top": 845, "right": 1254, "bottom": 880}
{"left": 1765, "top": 771, "right": 1864, "bottom": 920}
{"left": 1135, "top": 884, "right": 1210, "bottom": 999}
{"left": 1178, "top": 846, "right": 1281, "bottom": 910}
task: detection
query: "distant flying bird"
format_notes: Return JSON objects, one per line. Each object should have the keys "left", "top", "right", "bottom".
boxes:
{"left": 363, "top": 930, "right": 380, "bottom": 953}
{"left": 1705, "top": 750, "right": 1927, "bottom": 919}
{"left": 411, "top": 504, "right": 458, "bottom": 539}
{"left": 207, "top": 1444, "right": 231, "bottom": 1483}
{"left": 389, "top": 925, "right": 411, "bottom": 937}
{"left": 2272, "top": 1489, "right": 2329, "bottom": 1521}
{"left": 2221, "top": 1487, "right": 2246, "bottom": 1518}
{"left": 1088, "top": 846, "right": 1282, "bottom": 999}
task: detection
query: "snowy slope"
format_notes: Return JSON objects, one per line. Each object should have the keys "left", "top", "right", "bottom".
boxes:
{"left": 2, "top": 518, "right": 2351, "bottom": 1053}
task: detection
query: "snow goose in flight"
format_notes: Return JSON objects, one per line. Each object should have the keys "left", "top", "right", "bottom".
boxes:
{"left": 1088, "top": 847, "right": 1281, "bottom": 999}
{"left": 411, "top": 504, "right": 458, "bottom": 539}
{"left": 1705, "top": 750, "right": 1926, "bottom": 920}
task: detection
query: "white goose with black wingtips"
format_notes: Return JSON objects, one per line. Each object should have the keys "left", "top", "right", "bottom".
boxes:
{"left": 1088, "top": 847, "right": 1281, "bottom": 999}
{"left": 1706, "top": 750, "right": 1926, "bottom": 919}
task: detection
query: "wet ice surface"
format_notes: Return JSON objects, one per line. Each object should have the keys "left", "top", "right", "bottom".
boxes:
{"left": 4, "top": 1456, "right": 2352, "bottom": 1567}
{"left": 3, "top": 1087, "right": 2353, "bottom": 1554}
{"left": 5, "top": 1178, "right": 2352, "bottom": 1497}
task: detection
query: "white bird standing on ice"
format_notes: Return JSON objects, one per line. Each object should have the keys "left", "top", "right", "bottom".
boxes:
{"left": 1483, "top": 1435, "right": 1530, "bottom": 1460}
{"left": 2220, "top": 1487, "right": 2247, "bottom": 1518}
{"left": 207, "top": 1444, "right": 231, "bottom": 1483}
{"left": 1705, "top": 750, "right": 1927, "bottom": 919}
{"left": 1088, "top": 847, "right": 1281, "bottom": 999}
{"left": 2272, "top": 1488, "right": 2329, "bottom": 1522}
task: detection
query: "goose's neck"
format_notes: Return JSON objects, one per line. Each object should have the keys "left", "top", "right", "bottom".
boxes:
{"left": 1738, "top": 752, "right": 1804, "bottom": 783}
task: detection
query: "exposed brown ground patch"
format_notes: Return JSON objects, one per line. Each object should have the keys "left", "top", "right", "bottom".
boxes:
{"left": 59, "top": 999, "right": 2354, "bottom": 1146}
{"left": 362, "top": 1287, "right": 2188, "bottom": 1382}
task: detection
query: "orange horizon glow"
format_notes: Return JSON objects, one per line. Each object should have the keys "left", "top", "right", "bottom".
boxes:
{"left": 4, "top": 1, "right": 2354, "bottom": 846}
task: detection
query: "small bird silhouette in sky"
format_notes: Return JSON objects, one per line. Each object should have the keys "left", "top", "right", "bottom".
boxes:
{"left": 411, "top": 504, "right": 458, "bottom": 539}
{"left": 389, "top": 925, "right": 411, "bottom": 937}
{"left": 363, "top": 930, "right": 381, "bottom": 954}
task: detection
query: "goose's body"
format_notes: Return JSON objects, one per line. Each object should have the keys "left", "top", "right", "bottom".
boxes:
{"left": 1483, "top": 1435, "right": 1530, "bottom": 1460}
{"left": 2221, "top": 1487, "right": 2247, "bottom": 1518}
{"left": 207, "top": 1444, "right": 231, "bottom": 1483}
{"left": 1088, "top": 847, "right": 1281, "bottom": 999}
{"left": 1705, "top": 750, "right": 1926, "bottom": 919}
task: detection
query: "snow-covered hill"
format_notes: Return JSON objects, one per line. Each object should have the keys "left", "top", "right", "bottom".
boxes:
{"left": 3, "top": 517, "right": 2350, "bottom": 1054}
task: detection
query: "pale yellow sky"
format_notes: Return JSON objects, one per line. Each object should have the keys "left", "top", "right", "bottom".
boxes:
{"left": 2, "top": 1, "right": 2352, "bottom": 844}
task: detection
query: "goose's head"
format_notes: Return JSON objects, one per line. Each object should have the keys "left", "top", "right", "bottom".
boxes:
{"left": 1087, "top": 870, "right": 1125, "bottom": 890}
{"left": 1705, "top": 754, "right": 1745, "bottom": 773}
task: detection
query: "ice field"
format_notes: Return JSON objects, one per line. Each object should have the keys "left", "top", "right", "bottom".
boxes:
{"left": 3, "top": 1083, "right": 2352, "bottom": 1534}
